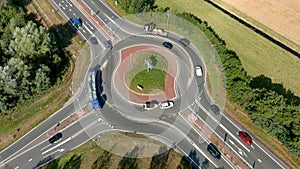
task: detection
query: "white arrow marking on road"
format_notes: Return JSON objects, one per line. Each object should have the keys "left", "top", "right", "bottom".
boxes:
{"left": 101, "top": 59, "right": 108, "bottom": 70}
{"left": 186, "top": 77, "right": 193, "bottom": 89}
{"left": 42, "top": 137, "right": 71, "bottom": 155}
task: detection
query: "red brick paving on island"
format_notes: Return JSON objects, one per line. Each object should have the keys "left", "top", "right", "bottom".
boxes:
{"left": 114, "top": 45, "right": 178, "bottom": 104}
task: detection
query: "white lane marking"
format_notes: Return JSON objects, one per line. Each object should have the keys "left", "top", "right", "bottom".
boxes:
{"left": 186, "top": 77, "right": 193, "bottom": 89}
{"left": 101, "top": 59, "right": 108, "bottom": 70}
{"left": 15, "top": 166, "right": 19, "bottom": 169}
{"left": 40, "top": 144, "right": 52, "bottom": 151}
{"left": 196, "top": 101, "right": 250, "bottom": 153}
{"left": 186, "top": 107, "right": 253, "bottom": 168}
{"left": 73, "top": 13, "right": 75, "bottom": 16}
{"left": 28, "top": 158, "right": 32, "bottom": 162}
{"left": 69, "top": 9, "right": 71, "bottom": 11}
{"left": 82, "top": 29, "right": 86, "bottom": 33}
{"left": 258, "top": 159, "right": 262, "bottom": 163}
{"left": 43, "top": 149, "right": 65, "bottom": 159}
{"left": 42, "top": 137, "right": 71, "bottom": 155}
{"left": 220, "top": 123, "right": 250, "bottom": 152}
{"left": 91, "top": 1, "right": 95, "bottom": 4}
{"left": 62, "top": 7, "right": 65, "bottom": 10}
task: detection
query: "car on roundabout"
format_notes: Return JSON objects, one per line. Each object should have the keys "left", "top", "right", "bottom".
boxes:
{"left": 143, "top": 101, "right": 159, "bottom": 110}
{"left": 238, "top": 131, "right": 253, "bottom": 146}
{"left": 195, "top": 65, "right": 203, "bottom": 77}
{"left": 162, "top": 42, "right": 173, "bottom": 49}
{"left": 159, "top": 100, "right": 174, "bottom": 109}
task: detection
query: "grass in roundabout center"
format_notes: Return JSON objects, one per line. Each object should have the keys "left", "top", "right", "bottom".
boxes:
{"left": 129, "top": 68, "right": 167, "bottom": 94}
{"left": 125, "top": 51, "right": 168, "bottom": 94}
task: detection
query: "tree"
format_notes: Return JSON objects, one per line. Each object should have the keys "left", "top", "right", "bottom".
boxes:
{"left": 0, "top": 57, "right": 31, "bottom": 113}
{"left": 8, "top": 21, "right": 51, "bottom": 61}
{"left": 33, "top": 65, "right": 50, "bottom": 93}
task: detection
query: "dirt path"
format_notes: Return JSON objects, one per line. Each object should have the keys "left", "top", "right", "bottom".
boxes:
{"left": 220, "top": 0, "right": 300, "bottom": 45}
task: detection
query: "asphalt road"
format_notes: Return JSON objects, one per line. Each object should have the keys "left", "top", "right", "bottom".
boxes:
{"left": 0, "top": 0, "right": 290, "bottom": 169}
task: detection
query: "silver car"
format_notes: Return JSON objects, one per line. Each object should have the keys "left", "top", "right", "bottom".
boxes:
{"left": 159, "top": 100, "right": 174, "bottom": 109}
{"left": 195, "top": 65, "right": 203, "bottom": 77}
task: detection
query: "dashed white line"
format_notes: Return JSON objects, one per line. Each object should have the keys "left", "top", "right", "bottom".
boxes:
{"left": 28, "top": 158, "right": 32, "bottom": 162}
{"left": 69, "top": 9, "right": 71, "bottom": 11}
{"left": 258, "top": 159, "right": 262, "bottom": 163}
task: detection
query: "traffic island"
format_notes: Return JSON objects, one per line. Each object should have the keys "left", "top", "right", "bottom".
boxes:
{"left": 113, "top": 45, "right": 177, "bottom": 104}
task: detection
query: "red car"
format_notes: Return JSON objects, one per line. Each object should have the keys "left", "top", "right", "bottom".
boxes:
{"left": 238, "top": 131, "right": 253, "bottom": 146}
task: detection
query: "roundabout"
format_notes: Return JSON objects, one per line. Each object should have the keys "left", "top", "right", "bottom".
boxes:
{"left": 99, "top": 34, "right": 202, "bottom": 122}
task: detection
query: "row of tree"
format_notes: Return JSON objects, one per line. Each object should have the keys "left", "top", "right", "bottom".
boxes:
{"left": 176, "top": 12, "right": 300, "bottom": 158}
{"left": 0, "top": 5, "right": 65, "bottom": 114}
{"left": 118, "top": 0, "right": 156, "bottom": 14}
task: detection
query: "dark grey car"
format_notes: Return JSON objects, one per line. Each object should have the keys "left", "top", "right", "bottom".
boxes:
{"left": 49, "top": 132, "right": 62, "bottom": 144}
{"left": 162, "top": 42, "right": 173, "bottom": 49}
{"left": 207, "top": 143, "right": 221, "bottom": 159}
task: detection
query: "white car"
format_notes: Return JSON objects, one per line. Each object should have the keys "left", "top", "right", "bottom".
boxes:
{"left": 195, "top": 65, "right": 203, "bottom": 76}
{"left": 159, "top": 100, "right": 174, "bottom": 109}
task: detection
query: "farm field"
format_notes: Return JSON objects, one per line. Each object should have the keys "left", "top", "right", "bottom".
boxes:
{"left": 217, "top": 0, "right": 300, "bottom": 48}
{"left": 155, "top": 0, "right": 300, "bottom": 96}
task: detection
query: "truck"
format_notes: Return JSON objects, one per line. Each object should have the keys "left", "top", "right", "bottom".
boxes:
{"left": 144, "top": 22, "right": 168, "bottom": 37}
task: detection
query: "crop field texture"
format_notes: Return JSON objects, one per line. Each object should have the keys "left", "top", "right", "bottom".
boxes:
{"left": 155, "top": 0, "right": 300, "bottom": 96}
{"left": 218, "top": 0, "right": 300, "bottom": 48}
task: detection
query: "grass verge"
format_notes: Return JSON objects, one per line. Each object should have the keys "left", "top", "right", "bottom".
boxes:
{"left": 41, "top": 133, "right": 183, "bottom": 169}
{"left": 129, "top": 69, "right": 167, "bottom": 94}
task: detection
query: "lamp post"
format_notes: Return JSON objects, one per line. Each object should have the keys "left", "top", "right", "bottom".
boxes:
{"left": 166, "top": 9, "right": 171, "bottom": 28}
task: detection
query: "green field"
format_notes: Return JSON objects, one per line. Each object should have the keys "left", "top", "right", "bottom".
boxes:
{"left": 155, "top": 0, "right": 300, "bottom": 96}
{"left": 125, "top": 51, "right": 168, "bottom": 94}
{"left": 129, "top": 69, "right": 166, "bottom": 94}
